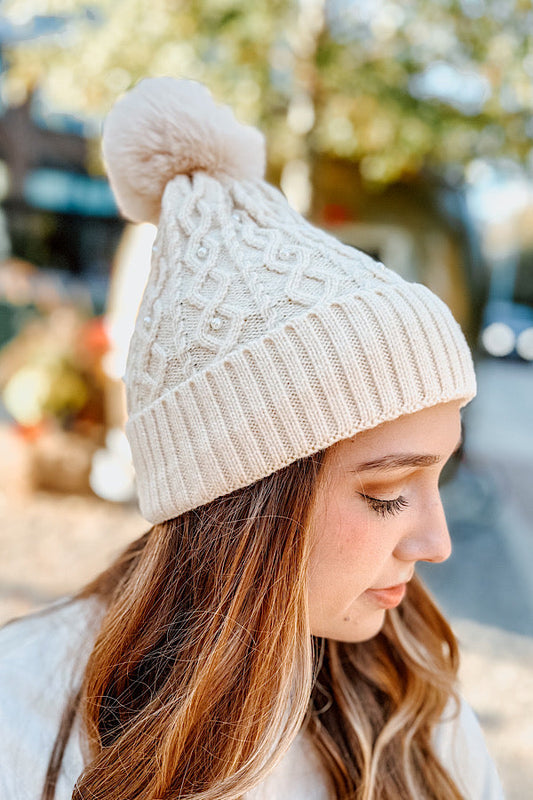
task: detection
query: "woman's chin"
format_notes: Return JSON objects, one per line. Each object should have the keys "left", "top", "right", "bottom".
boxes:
{"left": 312, "top": 608, "right": 387, "bottom": 643}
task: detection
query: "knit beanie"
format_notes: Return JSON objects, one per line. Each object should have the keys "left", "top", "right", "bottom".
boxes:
{"left": 102, "top": 77, "right": 476, "bottom": 524}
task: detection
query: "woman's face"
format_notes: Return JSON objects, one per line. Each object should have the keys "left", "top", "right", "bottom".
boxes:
{"left": 307, "top": 400, "right": 463, "bottom": 643}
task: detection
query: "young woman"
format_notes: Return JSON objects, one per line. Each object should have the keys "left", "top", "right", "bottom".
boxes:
{"left": 0, "top": 78, "right": 504, "bottom": 800}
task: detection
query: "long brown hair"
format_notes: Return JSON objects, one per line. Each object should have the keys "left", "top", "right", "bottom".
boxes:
{"left": 43, "top": 451, "right": 463, "bottom": 800}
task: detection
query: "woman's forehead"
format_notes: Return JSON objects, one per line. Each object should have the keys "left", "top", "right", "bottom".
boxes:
{"left": 327, "top": 401, "right": 463, "bottom": 464}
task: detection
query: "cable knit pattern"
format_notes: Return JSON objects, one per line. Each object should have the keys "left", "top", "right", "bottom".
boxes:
{"left": 103, "top": 78, "right": 477, "bottom": 523}
{"left": 126, "top": 173, "right": 396, "bottom": 413}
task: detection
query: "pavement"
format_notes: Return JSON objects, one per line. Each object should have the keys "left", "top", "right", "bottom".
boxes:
{"left": 0, "top": 356, "right": 531, "bottom": 799}
{"left": 420, "top": 357, "right": 533, "bottom": 799}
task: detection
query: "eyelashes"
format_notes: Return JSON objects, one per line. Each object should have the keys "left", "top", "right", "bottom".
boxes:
{"left": 359, "top": 493, "right": 410, "bottom": 517}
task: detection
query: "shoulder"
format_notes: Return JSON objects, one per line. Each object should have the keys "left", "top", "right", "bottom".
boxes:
{"left": 0, "top": 596, "right": 101, "bottom": 659}
{"left": 0, "top": 597, "right": 101, "bottom": 708}
{"left": 0, "top": 597, "right": 103, "bottom": 800}
{"left": 434, "top": 695, "right": 505, "bottom": 799}
{"left": 247, "top": 732, "right": 330, "bottom": 800}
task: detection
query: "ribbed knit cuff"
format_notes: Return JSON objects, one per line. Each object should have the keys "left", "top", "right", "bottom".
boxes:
{"left": 126, "top": 282, "right": 476, "bottom": 523}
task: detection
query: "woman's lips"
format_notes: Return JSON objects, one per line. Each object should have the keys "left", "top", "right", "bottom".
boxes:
{"left": 364, "top": 583, "right": 407, "bottom": 609}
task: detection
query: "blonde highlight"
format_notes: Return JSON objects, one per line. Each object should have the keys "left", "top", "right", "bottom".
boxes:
{"left": 43, "top": 451, "right": 465, "bottom": 800}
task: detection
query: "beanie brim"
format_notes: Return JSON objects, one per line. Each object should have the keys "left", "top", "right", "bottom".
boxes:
{"left": 126, "top": 282, "right": 476, "bottom": 524}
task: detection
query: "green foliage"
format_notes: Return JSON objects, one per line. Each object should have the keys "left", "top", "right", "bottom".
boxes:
{"left": 2, "top": 0, "right": 533, "bottom": 185}
{"left": 314, "top": 0, "right": 533, "bottom": 182}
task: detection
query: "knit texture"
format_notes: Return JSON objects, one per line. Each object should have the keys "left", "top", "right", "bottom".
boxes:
{"left": 103, "top": 78, "right": 476, "bottom": 523}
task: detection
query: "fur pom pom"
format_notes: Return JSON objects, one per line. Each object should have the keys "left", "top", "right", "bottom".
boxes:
{"left": 102, "top": 77, "right": 266, "bottom": 224}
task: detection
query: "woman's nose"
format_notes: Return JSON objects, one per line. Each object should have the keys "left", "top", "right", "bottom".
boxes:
{"left": 395, "top": 494, "right": 452, "bottom": 564}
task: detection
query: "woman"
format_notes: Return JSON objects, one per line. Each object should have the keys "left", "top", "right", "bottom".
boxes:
{"left": 0, "top": 78, "right": 504, "bottom": 800}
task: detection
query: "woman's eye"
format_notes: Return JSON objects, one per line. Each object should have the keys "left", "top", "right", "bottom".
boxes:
{"left": 359, "top": 493, "right": 409, "bottom": 517}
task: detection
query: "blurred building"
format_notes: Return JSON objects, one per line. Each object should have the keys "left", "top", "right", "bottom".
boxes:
{"left": 311, "top": 157, "right": 487, "bottom": 346}
{"left": 0, "top": 92, "right": 123, "bottom": 315}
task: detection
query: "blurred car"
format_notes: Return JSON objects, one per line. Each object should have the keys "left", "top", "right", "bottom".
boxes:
{"left": 480, "top": 250, "right": 533, "bottom": 362}
{"left": 480, "top": 299, "right": 533, "bottom": 361}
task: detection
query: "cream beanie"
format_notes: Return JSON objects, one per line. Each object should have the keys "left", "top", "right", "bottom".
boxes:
{"left": 102, "top": 77, "right": 476, "bottom": 524}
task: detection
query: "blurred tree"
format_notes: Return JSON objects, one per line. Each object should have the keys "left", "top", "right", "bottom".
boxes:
{"left": 1, "top": 0, "right": 532, "bottom": 187}
{"left": 315, "top": 0, "right": 533, "bottom": 185}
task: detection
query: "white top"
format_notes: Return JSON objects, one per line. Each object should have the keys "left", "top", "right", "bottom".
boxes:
{"left": 0, "top": 599, "right": 505, "bottom": 800}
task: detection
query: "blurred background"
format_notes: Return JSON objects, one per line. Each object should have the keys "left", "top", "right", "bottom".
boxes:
{"left": 0, "top": 0, "right": 531, "bottom": 796}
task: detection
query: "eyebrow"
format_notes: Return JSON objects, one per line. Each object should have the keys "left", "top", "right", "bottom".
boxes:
{"left": 350, "top": 436, "right": 463, "bottom": 474}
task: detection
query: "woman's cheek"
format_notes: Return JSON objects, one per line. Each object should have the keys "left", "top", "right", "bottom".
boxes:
{"left": 310, "top": 499, "right": 383, "bottom": 592}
